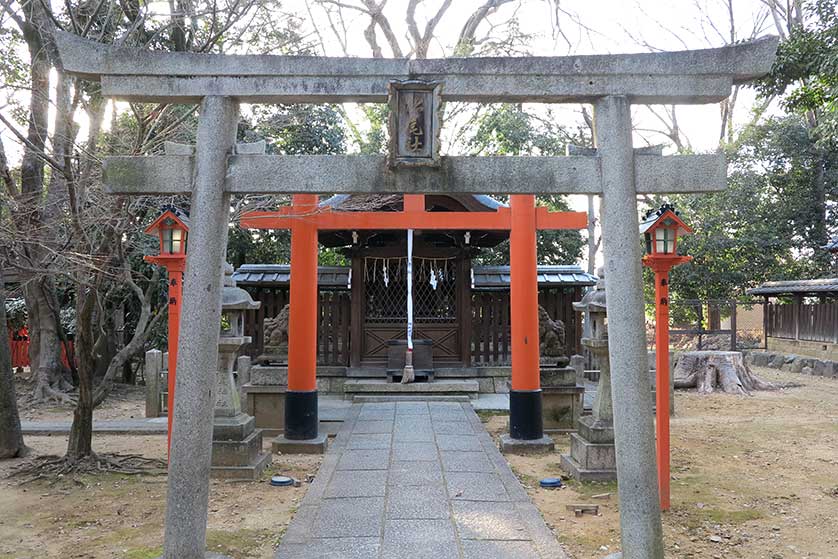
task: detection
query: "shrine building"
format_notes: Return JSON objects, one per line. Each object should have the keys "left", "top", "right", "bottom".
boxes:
{"left": 234, "top": 193, "right": 596, "bottom": 380}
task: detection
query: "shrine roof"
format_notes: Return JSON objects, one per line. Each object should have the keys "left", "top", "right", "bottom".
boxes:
{"left": 472, "top": 265, "right": 597, "bottom": 289}
{"left": 233, "top": 265, "right": 350, "bottom": 288}
{"left": 232, "top": 264, "right": 596, "bottom": 289}
{"left": 747, "top": 278, "right": 838, "bottom": 296}
{"left": 319, "top": 194, "right": 507, "bottom": 211}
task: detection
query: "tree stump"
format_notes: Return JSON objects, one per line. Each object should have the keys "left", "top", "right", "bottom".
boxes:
{"left": 674, "top": 351, "right": 776, "bottom": 395}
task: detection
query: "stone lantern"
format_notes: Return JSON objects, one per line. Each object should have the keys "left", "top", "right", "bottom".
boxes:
{"left": 561, "top": 270, "right": 617, "bottom": 481}
{"left": 211, "top": 264, "right": 271, "bottom": 479}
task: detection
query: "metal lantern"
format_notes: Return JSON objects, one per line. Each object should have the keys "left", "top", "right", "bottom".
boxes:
{"left": 640, "top": 203, "right": 691, "bottom": 256}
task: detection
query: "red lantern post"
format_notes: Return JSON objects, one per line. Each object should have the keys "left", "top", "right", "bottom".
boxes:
{"left": 144, "top": 208, "right": 189, "bottom": 454}
{"left": 640, "top": 204, "right": 692, "bottom": 511}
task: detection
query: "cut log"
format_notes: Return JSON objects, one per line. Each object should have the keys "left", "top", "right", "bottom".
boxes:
{"left": 674, "top": 351, "right": 776, "bottom": 396}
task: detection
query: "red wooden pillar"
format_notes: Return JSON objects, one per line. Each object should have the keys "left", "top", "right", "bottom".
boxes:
{"left": 286, "top": 193, "right": 320, "bottom": 439}
{"left": 166, "top": 261, "right": 185, "bottom": 452}
{"left": 509, "top": 194, "right": 543, "bottom": 439}
{"left": 653, "top": 269, "right": 671, "bottom": 511}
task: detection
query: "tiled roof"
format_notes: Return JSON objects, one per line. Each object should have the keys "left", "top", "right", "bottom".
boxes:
{"left": 233, "top": 264, "right": 596, "bottom": 289}
{"left": 471, "top": 265, "right": 597, "bottom": 288}
{"left": 233, "top": 265, "right": 350, "bottom": 287}
{"left": 747, "top": 278, "right": 838, "bottom": 296}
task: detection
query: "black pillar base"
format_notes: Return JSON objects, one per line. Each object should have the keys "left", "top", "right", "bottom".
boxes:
{"left": 509, "top": 389, "right": 543, "bottom": 440}
{"left": 284, "top": 390, "right": 318, "bottom": 440}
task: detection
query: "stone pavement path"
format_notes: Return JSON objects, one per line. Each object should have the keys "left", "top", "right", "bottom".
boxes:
{"left": 276, "top": 401, "right": 567, "bottom": 559}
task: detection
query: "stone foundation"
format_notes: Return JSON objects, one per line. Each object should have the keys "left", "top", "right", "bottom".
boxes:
{"left": 560, "top": 415, "right": 617, "bottom": 482}
{"left": 746, "top": 350, "right": 838, "bottom": 379}
{"left": 211, "top": 412, "right": 271, "bottom": 480}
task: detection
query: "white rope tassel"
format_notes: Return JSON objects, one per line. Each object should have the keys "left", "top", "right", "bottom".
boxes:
{"left": 403, "top": 229, "right": 415, "bottom": 384}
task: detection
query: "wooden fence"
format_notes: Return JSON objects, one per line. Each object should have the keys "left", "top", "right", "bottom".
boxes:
{"left": 244, "top": 286, "right": 584, "bottom": 368}
{"left": 242, "top": 287, "right": 352, "bottom": 366}
{"left": 470, "top": 287, "right": 583, "bottom": 366}
{"left": 767, "top": 301, "right": 838, "bottom": 343}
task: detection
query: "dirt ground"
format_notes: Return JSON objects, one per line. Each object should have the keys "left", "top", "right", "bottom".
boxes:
{"left": 1, "top": 411, "right": 321, "bottom": 559}
{"left": 14, "top": 370, "right": 147, "bottom": 423}
{"left": 5, "top": 372, "right": 322, "bottom": 559}
{"left": 5, "top": 366, "right": 837, "bottom": 558}
{"left": 484, "top": 366, "right": 838, "bottom": 559}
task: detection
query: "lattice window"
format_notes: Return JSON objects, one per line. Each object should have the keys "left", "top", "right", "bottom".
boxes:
{"left": 364, "top": 257, "right": 457, "bottom": 323}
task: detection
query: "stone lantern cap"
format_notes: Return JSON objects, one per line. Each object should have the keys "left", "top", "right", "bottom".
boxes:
{"left": 221, "top": 263, "right": 261, "bottom": 312}
{"left": 573, "top": 271, "right": 606, "bottom": 314}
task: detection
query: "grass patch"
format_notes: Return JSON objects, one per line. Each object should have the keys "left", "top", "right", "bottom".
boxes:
{"left": 476, "top": 410, "right": 508, "bottom": 423}
{"left": 706, "top": 507, "right": 764, "bottom": 524}
{"left": 564, "top": 479, "right": 619, "bottom": 498}
{"left": 123, "top": 546, "right": 163, "bottom": 559}
{"left": 206, "top": 528, "right": 273, "bottom": 558}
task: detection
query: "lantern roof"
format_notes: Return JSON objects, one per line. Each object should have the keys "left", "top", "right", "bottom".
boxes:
{"left": 144, "top": 206, "right": 190, "bottom": 235}
{"left": 573, "top": 272, "right": 606, "bottom": 313}
{"left": 638, "top": 204, "right": 692, "bottom": 237}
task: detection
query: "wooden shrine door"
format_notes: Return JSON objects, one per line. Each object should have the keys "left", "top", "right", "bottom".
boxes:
{"left": 357, "top": 255, "right": 467, "bottom": 367}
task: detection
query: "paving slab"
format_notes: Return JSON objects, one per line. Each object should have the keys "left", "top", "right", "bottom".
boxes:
{"left": 274, "top": 401, "right": 568, "bottom": 559}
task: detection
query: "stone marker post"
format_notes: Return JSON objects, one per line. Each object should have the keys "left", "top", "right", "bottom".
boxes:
{"left": 163, "top": 96, "right": 239, "bottom": 559}
{"left": 594, "top": 95, "right": 664, "bottom": 558}
{"left": 144, "top": 349, "right": 163, "bottom": 418}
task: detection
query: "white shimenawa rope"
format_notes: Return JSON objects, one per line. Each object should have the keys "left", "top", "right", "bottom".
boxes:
{"left": 406, "top": 229, "right": 414, "bottom": 351}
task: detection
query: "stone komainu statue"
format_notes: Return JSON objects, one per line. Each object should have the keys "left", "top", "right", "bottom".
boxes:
{"left": 539, "top": 305, "right": 566, "bottom": 357}
{"left": 263, "top": 303, "right": 291, "bottom": 353}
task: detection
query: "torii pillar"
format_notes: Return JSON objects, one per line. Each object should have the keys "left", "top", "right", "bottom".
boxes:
{"left": 503, "top": 194, "right": 553, "bottom": 449}
{"left": 273, "top": 194, "right": 328, "bottom": 452}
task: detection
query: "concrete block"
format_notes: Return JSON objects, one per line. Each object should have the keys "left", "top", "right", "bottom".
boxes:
{"left": 493, "top": 378, "right": 510, "bottom": 393}
{"left": 542, "top": 386, "right": 584, "bottom": 432}
{"left": 446, "top": 472, "right": 511, "bottom": 501}
{"left": 541, "top": 366, "right": 577, "bottom": 386}
{"left": 242, "top": 384, "right": 286, "bottom": 437}
{"left": 272, "top": 433, "right": 328, "bottom": 455}
{"left": 249, "top": 365, "right": 287, "bottom": 385}
{"left": 436, "top": 434, "right": 482, "bottom": 452}
{"left": 498, "top": 434, "right": 555, "bottom": 455}
{"left": 476, "top": 377, "right": 495, "bottom": 393}
{"left": 324, "top": 470, "right": 387, "bottom": 498}
{"left": 211, "top": 429, "right": 262, "bottom": 467}
{"left": 452, "top": 501, "right": 530, "bottom": 541}
{"left": 210, "top": 451, "right": 271, "bottom": 480}
{"left": 441, "top": 451, "right": 494, "bottom": 473}
{"left": 337, "top": 449, "right": 389, "bottom": 470}
{"left": 576, "top": 415, "right": 615, "bottom": 444}
{"left": 212, "top": 413, "right": 255, "bottom": 441}
{"left": 312, "top": 497, "right": 384, "bottom": 538}
{"left": 387, "top": 484, "right": 450, "bottom": 519}
{"left": 317, "top": 377, "right": 331, "bottom": 393}
{"left": 570, "top": 433, "right": 616, "bottom": 471}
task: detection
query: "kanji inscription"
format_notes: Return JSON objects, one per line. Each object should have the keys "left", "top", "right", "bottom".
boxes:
{"left": 388, "top": 80, "right": 441, "bottom": 167}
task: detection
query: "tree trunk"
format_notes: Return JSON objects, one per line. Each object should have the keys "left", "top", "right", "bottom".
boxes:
{"left": 67, "top": 289, "right": 97, "bottom": 459}
{"left": 0, "top": 269, "right": 27, "bottom": 459}
{"left": 674, "top": 351, "right": 776, "bottom": 395}
{"left": 25, "top": 281, "right": 72, "bottom": 402}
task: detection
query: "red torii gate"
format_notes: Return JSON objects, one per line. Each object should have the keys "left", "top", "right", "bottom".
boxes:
{"left": 240, "top": 193, "right": 587, "bottom": 442}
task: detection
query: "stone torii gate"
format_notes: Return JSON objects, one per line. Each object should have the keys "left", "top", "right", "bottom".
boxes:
{"left": 55, "top": 30, "right": 777, "bottom": 559}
